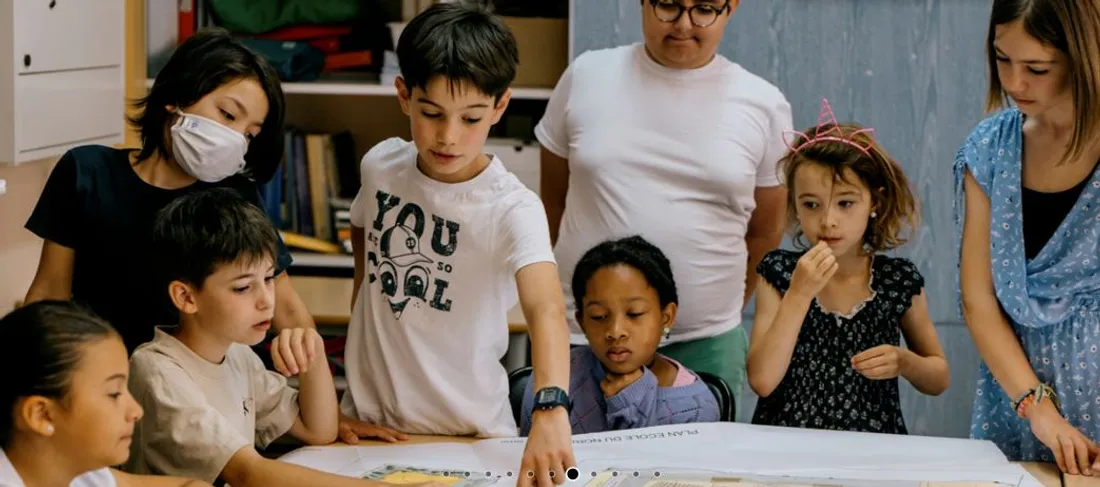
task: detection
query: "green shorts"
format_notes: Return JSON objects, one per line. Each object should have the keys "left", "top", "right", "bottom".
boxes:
{"left": 658, "top": 326, "right": 748, "bottom": 411}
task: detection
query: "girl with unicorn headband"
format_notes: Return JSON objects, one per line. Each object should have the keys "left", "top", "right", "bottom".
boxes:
{"left": 747, "top": 98, "right": 950, "bottom": 434}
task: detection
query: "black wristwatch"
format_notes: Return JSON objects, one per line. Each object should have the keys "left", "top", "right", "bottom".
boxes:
{"left": 533, "top": 387, "right": 571, "bottom": 412}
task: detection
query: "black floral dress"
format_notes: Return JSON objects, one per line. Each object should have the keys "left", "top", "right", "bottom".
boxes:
{"left": 750, "top": 249, "right": 924, "bottom": 435}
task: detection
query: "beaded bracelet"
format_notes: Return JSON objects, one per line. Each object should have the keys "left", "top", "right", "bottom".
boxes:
{"left": 1013, "top": 383, "right": 1059, "bottom": 419}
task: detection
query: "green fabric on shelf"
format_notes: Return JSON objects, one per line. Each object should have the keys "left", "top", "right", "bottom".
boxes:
{"left": 209, "top": 0, "right": 364, "bottom": 34}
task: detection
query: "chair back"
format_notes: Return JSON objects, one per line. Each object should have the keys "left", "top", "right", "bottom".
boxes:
{"left": 508, "top": 366, "right": 534, "bottom": 426}
{"left": 696, "top": 371, "right": 736, "bottom": 422}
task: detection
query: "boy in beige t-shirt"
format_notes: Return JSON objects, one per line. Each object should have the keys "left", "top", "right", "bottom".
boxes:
{"left": 125, "top": 188, "right": 431, "bottom": 487}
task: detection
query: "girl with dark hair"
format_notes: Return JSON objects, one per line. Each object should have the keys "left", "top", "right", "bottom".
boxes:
{"left": 956, "top": 0, "right": 1100, "bottom": 475}
{"left": 22, "top": 28, "right": 315, "bottom": 354}
{"left": 0, "top": 301, "right": 210, "bottom": 487}
{"left": 519, "top": 235, "right": 719, "bottom": 435}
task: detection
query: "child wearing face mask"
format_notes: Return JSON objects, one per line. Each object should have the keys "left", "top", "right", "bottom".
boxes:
{"left": 519, "top": 236, "right": 720, "bottom": 435}
{"left": 22, "top": 28, "right": 314, "bottom": 355}
{"left": 746, "top": 99, "right": 950, "bottom": 435}
{"left": 0, "top": 300, "right": 212, "bottom": 487}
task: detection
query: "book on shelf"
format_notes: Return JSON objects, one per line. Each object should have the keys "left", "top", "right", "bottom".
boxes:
{"left": 259, "top": 129, "right": 360, "bottom": 254}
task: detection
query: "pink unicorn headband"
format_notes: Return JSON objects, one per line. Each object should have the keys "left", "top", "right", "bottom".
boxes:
{"left": 784, "top": 98, "right": 876, "bottom": 157}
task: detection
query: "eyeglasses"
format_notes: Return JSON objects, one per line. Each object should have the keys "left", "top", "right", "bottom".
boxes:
{"left": 649, "top": 0, "right": 730, "bottom": 28}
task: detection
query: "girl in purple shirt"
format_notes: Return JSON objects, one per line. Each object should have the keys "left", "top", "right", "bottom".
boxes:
{"left": 520, "top": 236, "right": 719, "bottom": 434}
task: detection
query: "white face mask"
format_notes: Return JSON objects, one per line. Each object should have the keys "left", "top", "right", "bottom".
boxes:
{"left": 169, "top": 110, "right": 248, "bottom": 182}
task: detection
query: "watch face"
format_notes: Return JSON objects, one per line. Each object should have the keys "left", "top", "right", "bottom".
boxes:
{"left": 537, "top": 390, "right": 554, "bottom": 402}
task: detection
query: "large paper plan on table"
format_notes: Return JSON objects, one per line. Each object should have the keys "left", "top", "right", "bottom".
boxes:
{"left": 279, "top": 423, "right": 1047, "bottom": 487}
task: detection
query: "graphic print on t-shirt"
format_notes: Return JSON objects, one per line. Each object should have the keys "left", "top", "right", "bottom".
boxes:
{"left": 367, "top": 190, "right": 460, "bottom": 319}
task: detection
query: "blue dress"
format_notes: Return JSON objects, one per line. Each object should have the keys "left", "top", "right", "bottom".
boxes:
{"left": 953, "top": 108, "right": 1100, "bottom": 462}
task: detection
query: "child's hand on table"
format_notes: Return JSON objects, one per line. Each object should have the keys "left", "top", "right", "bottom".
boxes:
{"left": 520, "top": 408, "right": 575, "bottom": 487}
{"left": 271, "top": 327, "right": 325, "bottom": 376}
{"left": 338, "top": 414, "right": 409, "bottom": 444}
{"left": 600, "top": 368, "right": 644, "bottom": 397}
{"left": 1028, "top": 400, "right": 1100, "bottom": 476}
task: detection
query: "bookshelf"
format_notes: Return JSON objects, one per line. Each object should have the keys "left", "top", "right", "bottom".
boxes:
{"left": 143, "top": 78, "right": 553, "bottom": 100}
{"left": 147, "top": 0, "right": 568, "bottom": 375}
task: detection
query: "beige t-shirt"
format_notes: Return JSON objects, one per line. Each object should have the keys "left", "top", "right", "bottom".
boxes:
{"left": 125, "top": 328, "right": 300, "bottom": 483}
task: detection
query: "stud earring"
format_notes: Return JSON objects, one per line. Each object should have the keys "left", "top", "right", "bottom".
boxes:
{"left": 44, "top": 424, "right": 54, "bottom": 435}
{"left": 870, "top": 211, "right": 877, "bottom": 218}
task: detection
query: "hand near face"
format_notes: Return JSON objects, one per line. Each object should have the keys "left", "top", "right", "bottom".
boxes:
{"left": 600, "top": 368, "right": 645, "bottom": 397}
{"left": 789, "top": 242, "right": 838, "bottom": 299}
{"left": 271, "top": 327, "right": 324, "bottom": 376}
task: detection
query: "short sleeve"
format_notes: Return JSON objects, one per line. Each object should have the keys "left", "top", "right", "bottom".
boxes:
{"left": 954, "top": 110, "right": 1019, "bottom": 199}
{"left": 25, "top": 151, "right": 82, "bottom": 249}
{"left": 954, "top": 128, "right": 992, "bottom": 197}
{"left": 350, "top": 138, "right": 410, "bottom": 228}
{"left": 130, "top": 361, "right": 252, "bottom": 484}
{"left": 247, "top": 353, "right": 300, "bottom": 447}
{"left": 350, "top": 185, "right": 367, "bottom": 228}
{"left": 756, "top": 96, "right": 794, "bottom": 187}
{"left": 755, "top": 250, "right": 795, "bottom": 293}
{"left": 533, "top": 62, "right": 575, "bottom": 159}
{"left": 884, "top": 257, "right": 925, "bottom": 301}
{"left": 498, "top": 192, "right": 555, "bottom": 273}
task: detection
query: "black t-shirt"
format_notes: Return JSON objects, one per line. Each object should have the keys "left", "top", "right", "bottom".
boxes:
{"left": 25, "top": 145, "right": 293, "bottom": 353}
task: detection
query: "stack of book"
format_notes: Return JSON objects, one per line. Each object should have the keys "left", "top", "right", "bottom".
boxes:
{"left": 259, "top": 130, "right": 360, "bottom": 254}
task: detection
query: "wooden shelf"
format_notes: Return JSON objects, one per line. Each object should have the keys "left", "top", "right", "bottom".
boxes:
{"left": 144, "top": 78, "right": 552, "bottom": 100}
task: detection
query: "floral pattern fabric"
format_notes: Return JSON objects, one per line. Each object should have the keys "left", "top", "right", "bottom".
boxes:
{"left": 953, "top": 108, "right": 1100, "bottom": 462}
{"left": 751, "top": 249, "right": 923, "bottom": 434}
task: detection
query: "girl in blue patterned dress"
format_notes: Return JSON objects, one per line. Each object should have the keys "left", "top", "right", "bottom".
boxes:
{"left": 955, "top": 0, "right": 1100, "bottom": 477}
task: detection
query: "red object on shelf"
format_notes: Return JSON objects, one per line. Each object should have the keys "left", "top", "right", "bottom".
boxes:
{"left": 178, "top": 0, "right": 196, "bottom": 45}
{"left": 308, "top": 36, "right": 342, "bottom": 54}
{"left": 254, "top": 25, "right": 353, "bottom": 41}
{"left": 324, "top": 51, "right": 373, "bottom": 71}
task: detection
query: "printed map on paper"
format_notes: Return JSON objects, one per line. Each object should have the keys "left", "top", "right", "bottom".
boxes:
{"left": 279, "top": 423, "right": 1043, "bottom": 487}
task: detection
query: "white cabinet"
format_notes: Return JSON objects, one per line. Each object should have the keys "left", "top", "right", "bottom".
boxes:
{"left": 0, "top": 1, "right": 126, "bottom": 165}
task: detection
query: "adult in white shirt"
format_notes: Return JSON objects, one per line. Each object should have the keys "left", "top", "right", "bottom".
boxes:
{"left": 0, "top": 301, "right": 209, "bottom": 487}
{"left": 538, "top": 0, "right": 791, "bottom": 402}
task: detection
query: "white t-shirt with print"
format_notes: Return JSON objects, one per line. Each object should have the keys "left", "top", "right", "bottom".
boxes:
{"left": 536, "top": 42, "right": 793, "bottom": 345}
{"left": 341, "top": 138, "right": 555, "bottom": 438}
{"left": 0, "top": 449, "right": 115, "bottom": 487}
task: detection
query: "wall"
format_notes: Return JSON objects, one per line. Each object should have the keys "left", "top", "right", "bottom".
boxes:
{"left": 0, "top": 0, "right": 145, "bottom": 316}
{"left": 573, "top": 1, "right": 993, "bottom": 438}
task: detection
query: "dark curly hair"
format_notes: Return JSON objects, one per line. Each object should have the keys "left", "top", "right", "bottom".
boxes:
{"left": 571, "top": 236, "right": 678, "bottom": 313}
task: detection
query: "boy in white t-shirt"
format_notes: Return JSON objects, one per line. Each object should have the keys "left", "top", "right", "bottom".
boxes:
{"left": 337, "top": 3, "right": 576, "bottom": 485}
{"left": 126, "top": 189, "right": 422, "bottom": 487}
